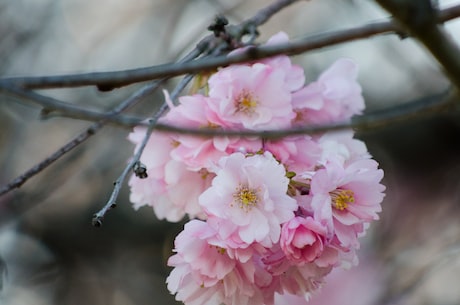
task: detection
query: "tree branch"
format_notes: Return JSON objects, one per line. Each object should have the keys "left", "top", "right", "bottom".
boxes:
{"left": 375, "top": 0, "right": 460, "bottom": 91}
{"left": 0, "top": 84, "right": 138, "bottom": 125}
{"left": 2, "top": 3, "right": 459, "bottom": 90}
{"left": 0, "top": 36, "right": 212, "bottom": 197}
{"left": 146, "top": 89, "right": 456, "bottom": 138}
{"left": 91, "top": 75, "right": 194, "bottom": 226}
{"left": 0, "top": 81, "right": 163, "bottom": 196}
{"left": 0, "top": 0, "right": 303, "bottom": 90}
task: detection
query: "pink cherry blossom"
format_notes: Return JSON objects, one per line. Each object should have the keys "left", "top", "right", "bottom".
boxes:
{"left": 292, "top": 58, "right": 365, "bottom": 125}
{"left": 309, "top": 158, "right": 385, "bottom": 248}
{"left": 277, "top": 263, "right": 332, "bottom": 300}
{"left": 167, "top": 220, "right": 272, "bottom": 305}
{"left": 165, "top": 93, "right": 233, "bottom": 170}
{"left": 280, "top": 216, "right": 328, "bottom": 265}
{"left": 127, "top": 31, "right": 386, "bottom": 305}
{"left": 164, "top": 89, "right": 265, "bottom": 171}
{"left": 316, "top": 130, "right": 370, "bottom": 166}
{"left": 128, "top": 126, "right": 211, "bottom": 221}
{"left": 127, "top": 128, "right": 172, "bottom": 209}
{"left": 208, "top": 61, "right": 295, "bottom": 130}
{"left": 228, "top": 31, "right": 305, "bottom": 93}
{"left": 264, "top": 136, "right": 322, "bottom": 174}
{"left": 261, "top": 32, "right": 306, "bottom": 92}
{"left": 199, "top": 152, "right": 298, "bottom": 248}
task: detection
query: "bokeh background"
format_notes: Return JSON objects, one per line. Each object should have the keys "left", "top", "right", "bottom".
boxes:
{"left": 1, "top": 0, "right": 460, "bottom": 304}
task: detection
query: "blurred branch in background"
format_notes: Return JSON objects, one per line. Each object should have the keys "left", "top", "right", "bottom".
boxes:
{"left": 376, "top": 0, "right": 460, "bottom": 90}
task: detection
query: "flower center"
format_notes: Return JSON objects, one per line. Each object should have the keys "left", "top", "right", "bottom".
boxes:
{"left": 199, "top": 168, "right": 210, "bottom": 180}
{"left": 235, "top": 90, "right": 257, "bottom": 115}
{"left": 330, "top": 189, "right": 355, "bottom": 211}
{"left": 171, "top": 140, "right": 180, "bottom": 148}
{"left": 233, "top": 184, "right": 259, "bottom": 211}
{"left": 209, "top": 245, "right": 226, "bottom": 255}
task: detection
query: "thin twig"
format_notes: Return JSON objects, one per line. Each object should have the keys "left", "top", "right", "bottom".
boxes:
{"left": 2, "top": 3, "right": 460, "bottom": 90}
{"left": 0, "top": 81, "right": 162, "bottom": 197}
{"left": 0, "top": 84, "right": 140, "bottom": 125}
{"left": 91, "top": 76, "right": 193, "bottom": 226}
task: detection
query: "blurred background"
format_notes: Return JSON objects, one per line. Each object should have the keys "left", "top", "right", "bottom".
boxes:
{"left": 1, "top": 0, "right": 460, "bottom": 304}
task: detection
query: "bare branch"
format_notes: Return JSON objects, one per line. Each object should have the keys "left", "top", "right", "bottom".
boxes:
{"left": 0, "top": 81, "right": 163, "bottom": 197}
{"left": 148, "top": 89, "right": 455, "bottom": 139}
{"left": 2, "top": 3, "right": 460, "bottom": 90}
{"left": 30, "top": 87, "right": 455, "bottom": 139}
{"left": 0, "top": 0, "right": 304, "bottom": 90}
{"left": 0, "top": 39, "right": 210, "bottom": 197}
{"left": 91, "top": 75, "right": 194, "bottom": 226}
{"left": 0, "top": 84, "right": 138, "bottom": 125}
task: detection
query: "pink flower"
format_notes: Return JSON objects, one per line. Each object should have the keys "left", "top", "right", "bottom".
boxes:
{"left": 317, "top": 130, "right": 370, "bottom": 166}
{"left": 292, "top": 58, "right": 364, "bottom": 125}
{"left": 128, "top": 126, "right": 211, "bottom": 221}
{"left": 208, "top": 61, "right": 295, "bottom": 130}
{"left": 280, "top": 216, "right": 327, "bottom": 265}
{"left": 199, "top": 152, "right": 298, "bottom": 248}
{"left": 264, "top": 136, "right": 322, "bottom": 174}
{"left": 126, "top": 33, "right": 386, "bottom": 303}
{"left": 167, "top": 220, "right": 271, "bottom": 305}
{"left": 277, "top": 263, "right": 332, "bottom": 300}
{"left": 309, "top": 158, "right": 385, "bottom": 248}
{"left": 127, "top": 129, "right": 171, "bottom": 208}
{"left": 165, "top": 93, "right": 233, "bottom": 170}
{"left": 228, "top": 31, "right": 306, "bottom": 93}
{"left": 261, "top": 32, "right": 306, "bottom": 92}
{"left": 163, "top": 90, "right": 265, "bottom": 170}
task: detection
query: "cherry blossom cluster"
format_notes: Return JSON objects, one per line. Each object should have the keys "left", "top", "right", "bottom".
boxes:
{"left": 128, "top": 32, "right": 385, "bottom": 305}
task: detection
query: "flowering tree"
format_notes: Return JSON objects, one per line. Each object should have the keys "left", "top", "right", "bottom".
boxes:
{"left": 1, "top": 0, "right": 460, "bottom": 304}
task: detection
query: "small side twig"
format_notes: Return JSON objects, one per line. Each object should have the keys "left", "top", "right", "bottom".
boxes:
{"left": 0, "top": 81, "right": 163, "bottom": 197}
{"left": 91, "top": 75, "right": 194, "bottom": 226}
{"left": 0, "top": 84, "right": 141, "bottom": 125}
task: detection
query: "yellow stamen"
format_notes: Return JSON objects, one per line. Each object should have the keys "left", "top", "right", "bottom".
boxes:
{"left": 330, "top": 189, "right": 355, "bottom": 211}
{"left": 171, "top": 140, "right": 180, "bottom": 148}
{"left": 232, "top": 184, "right": 259, "bottom": 211}
{"left": 209, "top": 245, "right": 226, "bottom": 255}
{"left": 199, "top": 168, "right": 210, "bottom": 180}
{"left": 294, "top": 110, "right": 304, "bottom": 123}
{"left": 235, "top": 90, "right": 257, "bottom": 115}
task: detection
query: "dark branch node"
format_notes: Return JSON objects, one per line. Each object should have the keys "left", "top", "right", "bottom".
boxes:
{"left": 208, "top": 15, "right": 229, "bottom": 37}
{"left": 133, "top": 161, "right": 148, "bottom": 179}
{"left": 92, "top": 215, "right": 103, "bottom": 227}
{"left": 87, "top": 127, "right": 96, "bottom": 136}
{"left": 39, "top": 108, "right": 52, "bottom": 118}
{"left": 97, "top": 84, "right": 117, "bottom": 92}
